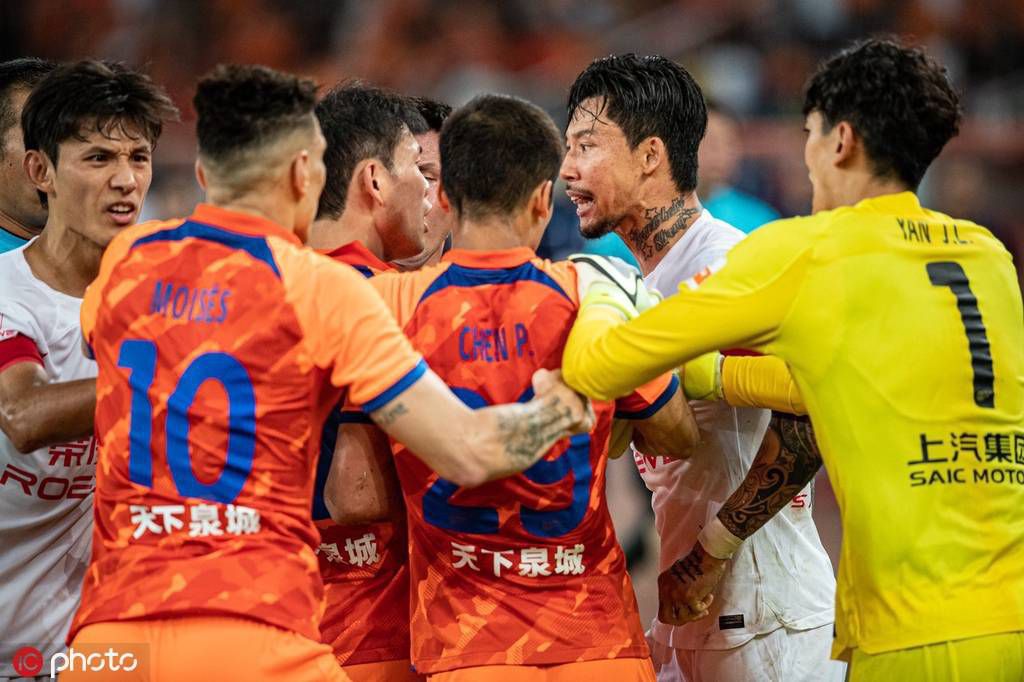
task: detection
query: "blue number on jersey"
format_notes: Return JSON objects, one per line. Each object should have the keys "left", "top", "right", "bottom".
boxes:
{"left": 118, "top": 339, "right": 257, "bottom": 504}
{"left": 422, "top": 386, "right": 592, "bottom": 538}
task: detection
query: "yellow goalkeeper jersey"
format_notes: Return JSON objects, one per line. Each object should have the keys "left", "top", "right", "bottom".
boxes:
{"left": 563, "top": 191, "right": 1024, "bottom": 658}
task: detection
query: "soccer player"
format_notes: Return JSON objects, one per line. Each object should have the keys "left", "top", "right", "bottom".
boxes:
{"left": 393, "top": 96, "right": 453, "bottom": 271}
{"left": 563, "top": 39, "right": 1024, "bottom": 680}
{"left": 333, "top": 93, "right": 699, "bottom": 682}
{"left": 560, "top": 54, "right": 841, "bottom": 681}
{"left": 0, "top": 59, "right": 176, "bottom": 680}
{"left": 66, "top": 65, "right": 591, "bottom": 681}
{"left": 309, "top": 82, "right": 433, "bottom": 681}
{"left": 0, "top": 57, "right": 56, "bottom": 253}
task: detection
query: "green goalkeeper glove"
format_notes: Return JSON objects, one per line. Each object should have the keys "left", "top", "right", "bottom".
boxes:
{"left": 682, "top": 351, "right": 725, "bottom": 401}
{"left": 569, "top": 253, "right": 662, "bottom": 320}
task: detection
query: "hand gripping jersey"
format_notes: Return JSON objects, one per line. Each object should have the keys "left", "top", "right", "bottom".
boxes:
{"left": 71, "top": 204, "right": 425, "bottom": 643}
{"left": 312, "top": 241, "right": 411, "bottom": 665}
{"left": 0, "top": 243, "right": 96, "bottom": 678}
{"left": 638, "top": 211, "right": 835, "bottom": 651}
{"left": 369, "top": 247, "right": 678, "bottom": 674}
{"left": 563, "top": 192, "right": 1024, "bottom": 658}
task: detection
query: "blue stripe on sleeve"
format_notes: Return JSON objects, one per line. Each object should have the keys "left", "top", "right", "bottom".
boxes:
{"left": 361, "top": 359, "right": 429, "bottom": 413}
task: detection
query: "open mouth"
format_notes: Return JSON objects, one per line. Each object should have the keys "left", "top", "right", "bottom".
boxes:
{"left": 106, "top": 202, "right": 137, "bottom": 226}
{"left": 566, "top": 189, "right": 595, "bottom": 218}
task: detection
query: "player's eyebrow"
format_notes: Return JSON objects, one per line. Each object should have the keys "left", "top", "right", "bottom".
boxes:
{"left": 567, "top": 129, "right": 596, "bottom": 142}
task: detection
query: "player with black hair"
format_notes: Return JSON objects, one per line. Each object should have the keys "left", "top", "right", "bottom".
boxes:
{"left": 560, "top": 52, "right": 840, "bottom": 682}
{"left": 331, "top": 92, "right": 697, "bottom": 681}
{"left": 308, "top": 81, "right": 433, "bottom": 682}
{"left": 65, "top": 65, "right": 590, "bottom": 681}
{"left": 0, "top": 57, "right": 57, "bottom": 252}
{"left": 0, "top": 58, "right": 177, "bottom": 680}
{"left": 393, "top": 95, "right": 453, "bottom": 271}
{"left": 563, "top": 38, "right": 1024, "bottom": 681}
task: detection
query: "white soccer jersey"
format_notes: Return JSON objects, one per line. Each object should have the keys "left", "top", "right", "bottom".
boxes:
{"left": 637, "top": 210, "right": 836, "bottom": 650}
{"left": 0, "top": 242, "right": 96, "bottom": 677}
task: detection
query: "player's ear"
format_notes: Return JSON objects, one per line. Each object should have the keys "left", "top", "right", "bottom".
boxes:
{"left": 194, "top": 159, "right": 208, "bottom": 191}
{"left": 833, "top": 121, "right": 857, "bottom": 167}
{"left": 530, "top": 179, "right": 554, "bottom": 224}
{"left": 24, "top": 149, "right": 54, "bottom": 197}
{"left": 358, "top": 159, "right": 387, "bottom": 209}
{"left": 436, "top": 180, "right": 452, "bottom": 214}
{"left": 638, "top": 136, "right": 664, "bottom": 177}
{"left": 290, "top": 149, "right": 312, "bottom": 200}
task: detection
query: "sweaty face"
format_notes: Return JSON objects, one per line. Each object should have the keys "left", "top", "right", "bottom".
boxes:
{"left": 394, "top": 130, "right": 452, "bottom": 270}
{"left": 804, "top": 110, "right": 837, "bottom": 214}
{"left": 381, "top": 128, "right": 430, "bottom": 260}
{"left": 0, "top": 88, "right": 47, "bottom": 228}
{"left": 560, "top": 97, "right": 641, "bottom": 239}
{"left": 47, "top": 123, "right": 153, "bottom": 248}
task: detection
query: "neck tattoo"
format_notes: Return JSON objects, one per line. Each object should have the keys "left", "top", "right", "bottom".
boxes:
{"left": 625, "top": 196, "right": 699, "bottom": 259}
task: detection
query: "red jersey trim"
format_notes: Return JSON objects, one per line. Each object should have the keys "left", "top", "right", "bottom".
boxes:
{"left": 0, "top": 333, "right": 43, "bottom": 372}
{"left": 321, "top": 241, "right": 394, "bottom": 275}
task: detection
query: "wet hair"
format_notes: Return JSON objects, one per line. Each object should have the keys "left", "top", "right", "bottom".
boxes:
{"left": 440, "top": 94, "right": 563, "bottom": 219}
{"left": 314, "top": 82, "right": 425, "bottom": 219}
{"left": 803, "top": 38, "right": 962, "bottom": 189}
{"left": 567, "top": 53, "right": 707, "bottom": 194}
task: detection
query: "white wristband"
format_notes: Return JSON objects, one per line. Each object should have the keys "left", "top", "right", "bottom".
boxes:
{"left": 698, "top": 516, "right": 744, "bottom": 560}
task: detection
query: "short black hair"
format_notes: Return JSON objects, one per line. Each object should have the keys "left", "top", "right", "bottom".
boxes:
{"left": 315, "top": 82, "right": 424, "bottom": 220}
{"left": 567, "top": 54, "right": 707, "bottom": 194}
{"left": 440, "top": 94, "right": 563, "bottom": 219}
{"left": 195, "top": 64, "right": 317, "bottom": 173}
{"left": 803, "top": 38, "right": 962, "bottom": 189}
{"left": 408, "top": 96, "right": 452, "bottom": 134}
{"left": 22, "top": 59, "right": 176, "bottom": 166}
{"left": 0, "top": 58, "right": 57, "bottom": 151}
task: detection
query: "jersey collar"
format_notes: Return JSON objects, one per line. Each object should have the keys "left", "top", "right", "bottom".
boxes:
{"left": 190, "top": 203, "right": 302, "bottom": 246}
{"left": 442, "top": 246, "right": 536, "bottom": 269}
{"left": 320, "top": 240, "right": 394, "bottom": 273}
{"left": 853, "top": 191, "right": 922, "bottom": 214}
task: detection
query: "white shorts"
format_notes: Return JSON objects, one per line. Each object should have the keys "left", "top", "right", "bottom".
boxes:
{"left": 648, "top": 623, "right": 847, "bottom": 682}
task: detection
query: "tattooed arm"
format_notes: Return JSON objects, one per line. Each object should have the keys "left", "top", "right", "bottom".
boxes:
{"left": 369, "top": 367, "right": 593, "bottom": 488}
{"left": 656, "top": 412, "right": 823, "bottom": 625}
{"left": 717, "top": 412, "right": 823, "bottom": 539}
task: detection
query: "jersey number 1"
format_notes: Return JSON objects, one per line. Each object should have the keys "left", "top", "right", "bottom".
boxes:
{"left": 927, "top": 261, "right": 995, "bottom": 408}
{"left": 118, "top": 339, "right": 257, "bottom": 503}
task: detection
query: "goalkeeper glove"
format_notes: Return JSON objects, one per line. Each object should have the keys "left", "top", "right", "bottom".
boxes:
{"left": 568, "top": 253, "right": 662, "bottom": 320}
{"left": 682, "top": 351, "right": 725, "bottom": 401}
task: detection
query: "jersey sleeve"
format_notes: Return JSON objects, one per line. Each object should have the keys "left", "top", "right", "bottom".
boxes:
{"left": 722, "top": 354, "right": 806, "bottom": 414}
{"left": 274, "top": 240, "right": 426, "bottom": 409}
{"left": 562, "top": 218, "right": 814, "bottom": 401}
{"left": 614, "top": 373, "right": 679, "bottom": 419}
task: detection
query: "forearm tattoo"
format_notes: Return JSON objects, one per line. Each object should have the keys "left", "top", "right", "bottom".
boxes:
{"left": 373, "top": 401, "right": 409, "bottom": 426}
{"left": 671, "top": 543, "right": 706, "bottom": 582}
{"left": 717, "top": 412, "right": 823, "bottom": 539}
{"left": 496, "top": 395, "right": 574, "bottom": 469}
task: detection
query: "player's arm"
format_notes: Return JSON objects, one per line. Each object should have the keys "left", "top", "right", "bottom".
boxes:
{"left": 682, "top": 352, "right": 807, "bottom": 415}
{"left": 0, "top": 339, "right": 95, "bottom": 453}
{"left": 367, "top": 367, "right": 590, "bottom": 488}
{"left": 324, "top": 421, "right": 403, "bottom": 525}
{"left": 562, "top": 221, "right": 811, "bottom": 401}
{"left": 657, "top": 413, "right": 822, "bottom": 625}
{"left": 614, "top": 375, "right": 699, "bottom": 460}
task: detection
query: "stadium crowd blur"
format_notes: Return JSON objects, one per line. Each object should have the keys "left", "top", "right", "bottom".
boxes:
{"left": 4, "top": 0, "right": 1023, "bottom": 621}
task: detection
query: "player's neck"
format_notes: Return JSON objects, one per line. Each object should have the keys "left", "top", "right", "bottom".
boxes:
{"left": 309, "top": 211, "right": 385, "bottom": 260}
{"left": 0, "top": 203, "right": 42, "bottom": 240}
{"left": 617, "top": 191, "right": 703, "bottom": 276}
{"left": 23, "top": 216, "right": 103, "bottom": 298}
{"left": 825, "top": 168, "right": 910, "bottom": 213}
{"left": 209, "top": 194, "right": 299, "bottom": 238}
{"left": 452, "top": 214, "right": 533, "bottom": 252}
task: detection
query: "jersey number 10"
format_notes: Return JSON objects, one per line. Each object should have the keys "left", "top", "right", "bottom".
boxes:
{"left": 927, "top": 261, "right": 995, "bottom": 408}
{"left": 118, "top": 339, "right": 257, "bottom": 504}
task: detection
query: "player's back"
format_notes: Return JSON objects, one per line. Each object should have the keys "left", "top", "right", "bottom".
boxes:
{"left": 72, "top": 204, "right": 413, "bottom": 643}
{"left": 761, "top": 191, "right": 1024, "bottom": 655}
{"left": 370, "top": 247, "right": 657, "bottom": 674}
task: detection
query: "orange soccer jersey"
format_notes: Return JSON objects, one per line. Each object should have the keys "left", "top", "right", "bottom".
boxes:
{"left": 370, "top": 247, "right": 677, "bottom": 674}
{"left": 72, "top": 204, "right": 426, "bottom": 643}
{"left": 312, "top": 241, "right": 412, "bottom": 666}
